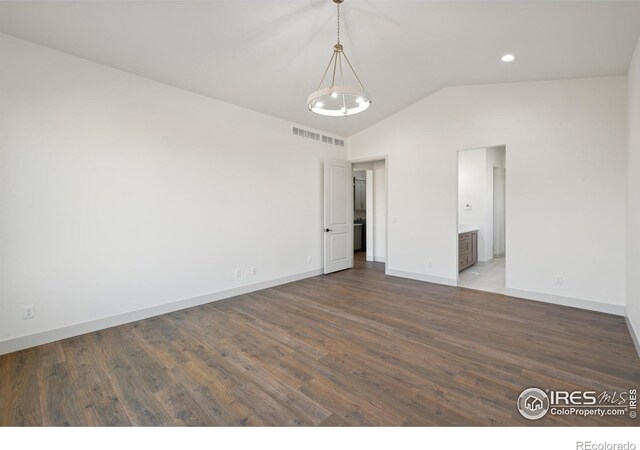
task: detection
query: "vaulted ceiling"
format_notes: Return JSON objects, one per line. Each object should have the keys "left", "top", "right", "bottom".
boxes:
{"left": 2, "top": 1, "right": 640, "bottom": 136}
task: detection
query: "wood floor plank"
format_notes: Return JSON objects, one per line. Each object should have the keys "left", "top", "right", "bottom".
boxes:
{"left": 0, "top": 353, "right": 14, "bottom": 425}
{"left": 1, "top": 349, "right": 42, "bottom": 426}
{"left": 37, "top": 361, "right": 86, "bottom": 426}
{"left": 167, "top": 363, "right": 257, "bottom": 426}
{"left": 92, "top": 328, "right": 175, "bottom": 426}
{"left": 1, "top": 253, "right": 638, "bottom": 426}
{"left": 36, "top": 342, "right": 66, "bottom": 368}
{"left": 159, "top": 314, "right": 323, "bottom": 426}
{"left": 61, "top": 335, "right": 132, "bottom": 426}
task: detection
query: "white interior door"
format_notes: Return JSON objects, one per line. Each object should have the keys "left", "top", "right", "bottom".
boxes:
{"left": 324, "top": 158, "right": 353, "bottom": 274}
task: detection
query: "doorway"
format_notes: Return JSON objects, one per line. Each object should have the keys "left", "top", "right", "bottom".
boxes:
{"left": 457, "top": 146, "right": 506, "bottom": 294}
{"left": 352, "top": 159, "right": 386, "bottom": 266}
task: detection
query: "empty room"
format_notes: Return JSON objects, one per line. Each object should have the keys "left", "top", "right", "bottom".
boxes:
{"left": 1, "top": 0, "right": 640, "bottom": 447}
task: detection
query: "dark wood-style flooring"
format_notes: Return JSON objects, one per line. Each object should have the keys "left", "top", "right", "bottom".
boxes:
{"left": 1, "top": 254, "right": 639, "bottom": 426}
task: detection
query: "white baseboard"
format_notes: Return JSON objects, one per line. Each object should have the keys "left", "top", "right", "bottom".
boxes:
{"left": 383, "top": 269, "right": 624, "bottom": 316}
{"left": 626, "top": 317, "right": 640, "bottom": 359}
{"left": 3, "top": 266, "right": 628, "bottom": 356}
{"left": 505, "top": 288, "right": 625, "bottom": 316}
{"left": 374, "top": 256, "right": 386, "bottom": 263}
{"left": 0, "top": 268, "right": 323, "bottom": 356}
{"left": 386, "top": 268, "right": 458, "bottom": 287}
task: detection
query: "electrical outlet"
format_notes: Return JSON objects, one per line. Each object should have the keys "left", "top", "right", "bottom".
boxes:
{"left": 23, "top": 305, "right": 35, "bottom": 320}
{"left": 251, "top": 266, "right": 257, "bottom": 275}
{"left": 235, "top": 268, "right": 241, "bottom": 279}
{"left": 555, "top": 276, "right": 563, "bottom": 286}
{"left": 307, "top": 256, "right": 312, "bottom": 264}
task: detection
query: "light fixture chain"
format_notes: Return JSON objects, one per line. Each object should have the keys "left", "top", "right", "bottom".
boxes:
{"left": 337, "top": 3, "right": 340, "bottom": 44}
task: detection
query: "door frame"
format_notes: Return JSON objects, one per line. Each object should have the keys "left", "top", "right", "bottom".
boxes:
{"left": 455, "top": 145, "right": 507, "bottom": 287}
{"left": 349, "top": 155, "right": 389, "bottom": 275}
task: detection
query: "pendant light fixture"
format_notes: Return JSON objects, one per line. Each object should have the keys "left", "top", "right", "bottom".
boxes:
{"left": 307, "top": 0, "right": 371, "bottom": 117}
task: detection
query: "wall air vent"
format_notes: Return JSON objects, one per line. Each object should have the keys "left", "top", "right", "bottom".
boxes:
{"left": 292, "top": 127, "right": 344, "bottom": 148}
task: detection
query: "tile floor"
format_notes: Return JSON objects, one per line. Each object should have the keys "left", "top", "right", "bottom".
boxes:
{"left": 458, "top": 257, "right": 505, "bottom": 294}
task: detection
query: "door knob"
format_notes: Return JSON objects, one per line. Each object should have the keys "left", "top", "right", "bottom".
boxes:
{"left": 324, "top": 228, "right": 333, "bottom": 232}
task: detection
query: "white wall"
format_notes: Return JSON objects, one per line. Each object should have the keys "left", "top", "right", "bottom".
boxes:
{"left": 349, "top": 77, "right": 627, "bottom": 313}
{"left": 373, "top": 161, "right": 386, "bottom": 262}
{"left": 0, "top": 34, "right": 346, "bottom": 353}
{"left": 491, "top": 150, "right": 506, "bottom": 258}
{"left": 458, "top": 148, "right": 490, "bottom": 261}
{"left": 627, "top": 36, "right": 640, "bottom": 344}
{"left": 365, "top": 169, "right": 374, "bottom": 261}
{"left": 354, "top": 171, "right": 366, "bottom": 181}
{"left": 485, "top": 146, "right": 506, "bottom": 259}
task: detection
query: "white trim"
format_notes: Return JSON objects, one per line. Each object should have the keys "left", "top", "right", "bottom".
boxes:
{"left": 374, "top": 256, "right": 386, "bottom": 263}
{"left": 384, "top": 269, "right": 624, "bottom": 316}
{"left": 625, "top": 317, "right": 640, "bottom": 359}
{"left": 475, "top": 259, "right": 493, "bottom": 267}
{"left": 348, "top": 155, "right": 388, "bottom": 275}
{"left": 505, "top": 288, "right": 625, "bottom": 316}
{"left": 386, "top": 268, "right": 458, "bottom": 287}
{"left": 365, "top": 169, "right": 374, "bottom": 261}
{"left": 0, "top": 268, "right": 323, "bottom": 356}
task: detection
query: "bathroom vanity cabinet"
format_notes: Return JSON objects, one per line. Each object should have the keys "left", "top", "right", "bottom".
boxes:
{"left": 459, "top": 230, "right": 478, "bottom": 271}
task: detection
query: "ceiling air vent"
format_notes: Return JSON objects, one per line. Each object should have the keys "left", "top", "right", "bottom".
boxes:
{"left": 292, "top": 127, "right": 344, "bottom": 148}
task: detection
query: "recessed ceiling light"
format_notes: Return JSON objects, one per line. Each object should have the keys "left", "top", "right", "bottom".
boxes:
{"left": 501, "top": 54, "right": 515, "bottom": 62}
